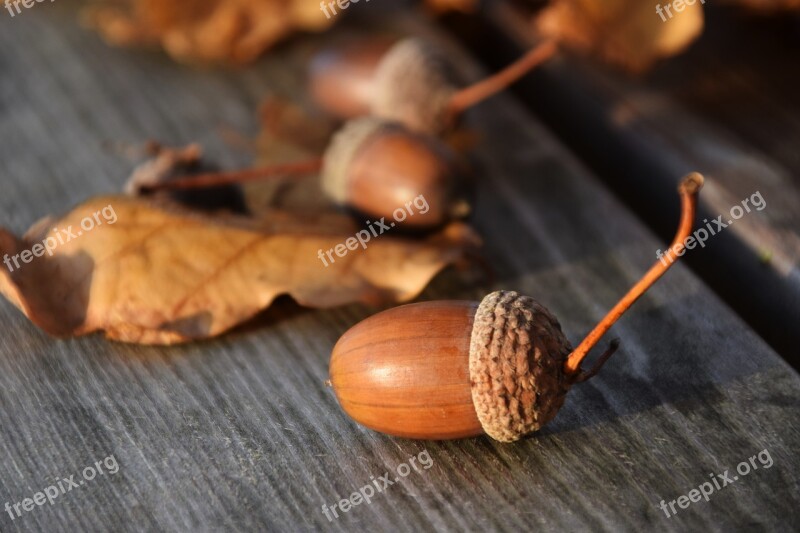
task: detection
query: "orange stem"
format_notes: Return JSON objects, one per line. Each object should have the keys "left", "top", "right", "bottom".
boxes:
{"left": 564, "top": 172, "right": 705, "bottom": 375}
{"left": 447, "top": 39, "right": 558, "bottom": 117}
{"left": 145, "top": 158, "right": 323, "bottom": 191}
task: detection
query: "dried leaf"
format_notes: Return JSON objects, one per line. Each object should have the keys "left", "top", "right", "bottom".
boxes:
{"left": 536, "top": 0, "right": 704, "bottom": 73}
{"left": 0, "top": 197, "right": 479, "bottom": 345}
{"left": 124, "top": 143, "right": 203, "bottom": 195}
{"left": 82, "top": 0, "right": 335, "bottom": 64}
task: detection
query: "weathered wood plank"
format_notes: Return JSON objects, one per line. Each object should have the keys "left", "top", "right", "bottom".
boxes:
{"left": 474, "top": 1, "right": 800, "bottom": 362}
{"left": 0, "top": 4, "right": 798, "bottom": 532}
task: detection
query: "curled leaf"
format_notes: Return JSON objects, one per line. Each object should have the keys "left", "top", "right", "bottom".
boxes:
{"left": 536, "top": 0, "right": 705, "bottom": 73}
{"left": 124, "top": 143, "right": 203, "bottom": 195}
{"left": 0, "top": 197, "right": 480, "bottom": 345}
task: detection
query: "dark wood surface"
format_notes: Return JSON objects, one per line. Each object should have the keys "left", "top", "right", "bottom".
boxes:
{"left": 473, "top": 1, "right": 800, "bottom": 362}
{"left": 1, "top": 3, "right": 799, "bottom": 532}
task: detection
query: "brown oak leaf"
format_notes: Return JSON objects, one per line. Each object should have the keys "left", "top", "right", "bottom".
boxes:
{"left": 82, "top": 0, "right": 335, "bottom": 65}
{"left": 536, "top": 0, "right": 705, "bottom": 73}
{"left": 0, "top": 196, "right": 479, "bottom": 345}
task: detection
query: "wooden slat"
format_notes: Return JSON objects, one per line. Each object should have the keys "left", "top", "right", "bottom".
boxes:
{"left": 0, "top": 4, "right": 798, "bottom": 532}
{"left": 473, "top": 1, "right": 800, "bottom": 362}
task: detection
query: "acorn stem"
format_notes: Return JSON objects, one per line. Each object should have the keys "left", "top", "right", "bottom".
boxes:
{"left": 144, "top": 158, "right": 323, "bottom": 191}
{"left": 573, "top": 339, "right": 620, "bottom": 383}
{"left": 447, "top": 39, "right": 558, "bottom": 117}
{"left": 564, "top": 172, "right": 705, "bottom": 375}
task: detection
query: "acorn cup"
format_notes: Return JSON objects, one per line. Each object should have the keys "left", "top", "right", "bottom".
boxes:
{"left": 309, "top": 37, "right": 558, "bottom": 135}
{"left": 369, "top": 39, "right": 462, "bottom": 135}
{"left": 143, "top": 117, "right": 471, "bottom": 229}
{"left": 329, "top": 173, "right": 705, "bottom": 442}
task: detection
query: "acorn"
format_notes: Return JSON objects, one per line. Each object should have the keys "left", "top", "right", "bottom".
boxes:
{"left": 369, "top": 38, "right": 462, "bottom": 135}
{"left": 329, "top": 173, "right": 704, "bottom": 442}
{"left": 321, "top": 117, "right": 468, "bottom": 228}
{"left": 308, "top": 37, "right": 395, "bottom": 119}
{"left": 141, "top": 117, "right": 470, "bottom": 229}
{"left": 329, "top": 293, "right": 573, "bottom": 441}
{"left": 309, "top": 37, "right": 558, "bottom": 135}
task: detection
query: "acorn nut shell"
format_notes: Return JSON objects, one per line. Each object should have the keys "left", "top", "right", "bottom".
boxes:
{"left": 309, "top": 38, "right": 395, "bottom": 119}
{"left": 322, "top": 117, "right": 464, "bottom": 229}
{"left": 329, "top": 291, "right": 574, "bottom": 442}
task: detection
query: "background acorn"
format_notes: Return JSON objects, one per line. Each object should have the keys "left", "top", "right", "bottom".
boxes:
{"left": 308, "top": 37, "right": 396, "bottom": 119}
{"left": 369, "top": 38, "right": 462, "bottom": 135}
{"left": 143, "top": 117, "right": 470, "bottom": 229}
{"left": 328, "top": 173, "right": 704, "bottom": 442}
{"left": 309, "top": 37, "right": 558, "bottom": 135}
{"left": 321, "top": 117, "right": 469, "bottom": 228}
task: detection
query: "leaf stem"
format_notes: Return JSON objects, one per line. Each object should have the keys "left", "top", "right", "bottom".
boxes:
{"left": 564, "top": 172, "right": 705, "bottom": 376}
{"left": 144, "top": 158, "right": 323, "bottom": 191}
{"left": 447, "top": 39, "right": 558, "bottom": 117}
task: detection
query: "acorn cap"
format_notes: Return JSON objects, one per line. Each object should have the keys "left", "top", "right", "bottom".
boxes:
{"left": 371, "top": 38, "right": 459, "bottom": 134}
{"left": 322, "top": 117, "right": 393, "bottom": 204}
{"left": 469, "top": 291, "right": 573, "bottom": 442}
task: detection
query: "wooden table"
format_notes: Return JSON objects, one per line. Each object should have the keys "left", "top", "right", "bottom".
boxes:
{"left": 468, "top": 1, "right": 800, "bottom": 362}
{"left": 0, "top": 3, "right": 798, "bottom": 532}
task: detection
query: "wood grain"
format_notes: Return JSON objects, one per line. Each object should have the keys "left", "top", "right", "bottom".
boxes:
{"left": 0, "top": 3, "right": 798, "bottom": 532}
{"left": 477, "top": 1, "right": 800, "bottom": 362}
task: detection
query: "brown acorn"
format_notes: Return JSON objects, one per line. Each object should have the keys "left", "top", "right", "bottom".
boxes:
{"left": 329, "top": 293, "right": 573, "bottom": 441}
{"left": 321, "top": 117, "right": 468, "bottom": 228}
{"left": 329, "top": 173, "right": 704, "bottom": 442}
{"left": 309, "top": 37, "right": 558, "bottom": 135}
{"left": 369, "top": 38, "right": 462, "bottom": 135}
{"left": 308, "top": 38, "right": 395, "bottom": 119}
{"left": 141, "top": 118, "right": 470, "bottom": 229}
